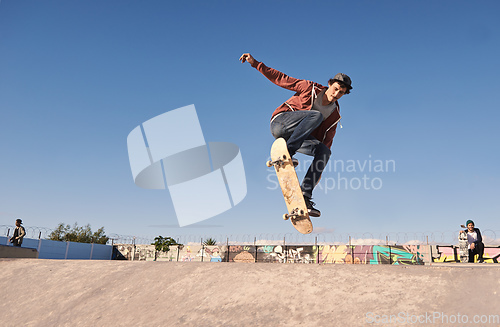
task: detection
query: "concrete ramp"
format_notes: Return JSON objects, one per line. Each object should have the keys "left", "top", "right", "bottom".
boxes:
{"left": 0, "top": 260, "right": 499, "bottom": 326}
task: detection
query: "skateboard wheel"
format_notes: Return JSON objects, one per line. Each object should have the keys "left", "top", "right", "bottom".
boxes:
{"left": 266, "top": 160, "right": 272, "bottom": 167}
{"left": 283, "top": 214, "right": 289, "bottom": 220}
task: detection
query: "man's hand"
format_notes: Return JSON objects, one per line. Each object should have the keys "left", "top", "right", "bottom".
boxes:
{"left": 471, "top": 243, "right": 476, "bottom": 250}
{"left": 239, "top": 53, "right": 256, "bottom": 65}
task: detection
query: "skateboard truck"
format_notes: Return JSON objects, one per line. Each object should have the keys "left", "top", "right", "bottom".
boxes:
{"left": 266, "top": 154, "right": 289, "bottom": 168}
{"left": 283, "top": 207, "right": 306, "bottom": 220}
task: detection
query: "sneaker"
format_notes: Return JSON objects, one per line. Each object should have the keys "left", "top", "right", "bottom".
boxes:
{"left": 303, "top": 196, "right": 321, "bottom": 217}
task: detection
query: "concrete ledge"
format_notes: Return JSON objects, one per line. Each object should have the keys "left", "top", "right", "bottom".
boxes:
{"left": 0, "top": 244, "right": 38, "bottom": 258}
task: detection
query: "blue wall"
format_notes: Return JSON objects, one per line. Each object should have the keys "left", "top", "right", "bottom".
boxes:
{"left": 1, "top": 236, "right": 112, "bottom": 260}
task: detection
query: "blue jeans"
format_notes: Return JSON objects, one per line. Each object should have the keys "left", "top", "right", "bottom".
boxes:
{"left": 270, "top": 111, "right": 331, "bottom": 198}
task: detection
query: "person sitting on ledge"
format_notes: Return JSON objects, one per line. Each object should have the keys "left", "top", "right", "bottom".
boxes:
{"left": 459, "top": 219, "right": 485, "bottom": 263}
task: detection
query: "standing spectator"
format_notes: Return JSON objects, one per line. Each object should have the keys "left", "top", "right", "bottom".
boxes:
{"left": 9, "top": 219, "right": 26, "bottom": 247}
{"left": 459, "top": 219, "right": 485, "bottom": 263}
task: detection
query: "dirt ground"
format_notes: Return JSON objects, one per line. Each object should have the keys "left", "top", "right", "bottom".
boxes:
{"left": 0, "top": 259, "right": 499, "bottom": 327}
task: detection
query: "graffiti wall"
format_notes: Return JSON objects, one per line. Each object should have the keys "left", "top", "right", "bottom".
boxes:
{"left": 228, "top": 245, "right": 256, "bottom": 262}
{"left": 226, "top": 245, "right": 318, "bottom": 263}
{"left": 114, "top": 244, "right": 160, "bottom": 261}
{"left": 431, "top": 245, "right": 500, "bottom": 263}
{"left": 318, "top": 245, "right": 426, "bottom": 265}
{"left": 198, "top": 244, "right": 424, "bottom": 264}
{"left": 257, "top": 245, "right": 316, "bottom": 263}
{"left": 178, "top": 245, "right": 227, "bottom": 262}
{"left": 114, "top": 244, "right": 228, "bottom": 262}
{"left": 113, "top": 243, "right": 499, "bottom": 264}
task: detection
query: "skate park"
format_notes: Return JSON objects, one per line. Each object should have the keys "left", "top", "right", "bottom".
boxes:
{"left": 1, "top": 257, "right": 499, "bottom": 327}
{"left": 2, "top": 1, "right": 500, "bottom": 326}
{"left": 2, "top": 231, "right": 500, "bottom": 326}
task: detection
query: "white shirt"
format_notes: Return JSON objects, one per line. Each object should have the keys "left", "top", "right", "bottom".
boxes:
{"left": 467, "top": 231, "right": 477, "bottom": 249}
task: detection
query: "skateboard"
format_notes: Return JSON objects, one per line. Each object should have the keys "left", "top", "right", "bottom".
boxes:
{"left": 458, "top": 224, "right": 469, "bottom": 263}
{"left": 266, "top": 138, "right": 313, "bottom": 234}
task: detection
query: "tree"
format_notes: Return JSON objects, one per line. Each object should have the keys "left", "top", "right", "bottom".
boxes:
{"left": 203, "top": 238, "right": 217, "bottom": 246}
{"left": 48, "top": 223, "right": 109, "bottom": 244}
{"left": 152, "top": 236, "right": 182, "bottom": 261}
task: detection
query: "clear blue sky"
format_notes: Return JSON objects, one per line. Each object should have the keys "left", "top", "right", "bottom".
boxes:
{"left": 1, "top": 0, "right": 499, "bottom": 241}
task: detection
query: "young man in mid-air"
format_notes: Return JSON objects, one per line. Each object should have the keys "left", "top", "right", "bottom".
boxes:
{"left": 240, "top": 53, "right": 352, "bottom": 217}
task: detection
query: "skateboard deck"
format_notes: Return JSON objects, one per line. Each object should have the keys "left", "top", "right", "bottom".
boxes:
{"left": 267, "top": 138, "right": 313, "bottom": 234}
{"left": 459, "top": 225, "right": 469, "bottom": 263}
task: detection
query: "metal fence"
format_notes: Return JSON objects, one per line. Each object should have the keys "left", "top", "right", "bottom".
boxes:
{"left": 166, "top": 230, "right": 500, "bottom": 246}
{"left": 2, "top": 225, "right": 500, "bottom": 247}
{"left": 1, "top": 225, "right": 54, "bottom": 240}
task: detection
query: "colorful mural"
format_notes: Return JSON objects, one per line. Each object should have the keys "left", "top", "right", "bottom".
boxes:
{"left": 114, "top": 244, "right": 179, "bottom": 261}
{"left": 113, "top": 243, "right": 499, "bottom": 264}
{"left": 431, "top": 245, "right": 457, "bottom": 263}
{"left": 258, "top": 245, "right": 317, "bottom": 263}
{"left": 318, "top": 245, "right": 424, "bottom": 265}
{"left": 431, "top": 245, "right": 500, "bottom": 263}
{"left": 229, "top": 245, "right": 423, "bottom": 264}
{"left": 176, "top": 245, "right": 228, "bottom": 262}
{"left": 228, "top": 245, "right": 256, "bottom": 262}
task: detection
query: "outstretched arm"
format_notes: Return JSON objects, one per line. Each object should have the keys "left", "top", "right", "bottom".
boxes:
{"left": 239, "top": 53, "right": 310, "bottom": 93}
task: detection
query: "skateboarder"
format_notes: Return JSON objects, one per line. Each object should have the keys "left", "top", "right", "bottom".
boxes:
{"left": 459, "top": 220, "right": 485, "bottom": 263}
{"left": 240, "top": 53, "right": 352, "bottom": 217}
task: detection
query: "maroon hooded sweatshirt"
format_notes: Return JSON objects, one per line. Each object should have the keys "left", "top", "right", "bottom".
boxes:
{"left": 251, "top": 60, "right": 342, "bottom": 149}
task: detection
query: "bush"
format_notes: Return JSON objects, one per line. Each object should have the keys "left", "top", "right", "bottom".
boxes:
{"left": 48, "top": 223, "right": 109, "bottom": 244}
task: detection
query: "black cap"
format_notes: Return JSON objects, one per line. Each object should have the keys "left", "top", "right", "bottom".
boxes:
{"left": 333, "top": 73, "right": 352, "bottom": 90}
{"left": 16, "top": 219, "right": 22, "bottom": 224}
